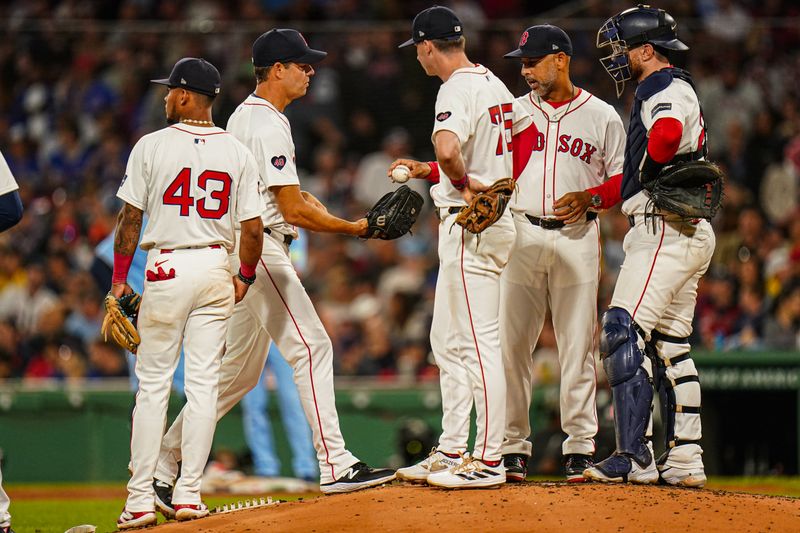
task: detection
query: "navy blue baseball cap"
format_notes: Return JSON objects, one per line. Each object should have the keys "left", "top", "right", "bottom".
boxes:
{"left": 252, "top": 29, "right": 327, "bottom": 67}
{"left": 151, "top": 57, "right": 221, "bottom": 97}
{"left": 399, "top": 6, "right": 464, "bottom": 48}
{"left": 504, "top": 25, "right": 573, "bottom": 59}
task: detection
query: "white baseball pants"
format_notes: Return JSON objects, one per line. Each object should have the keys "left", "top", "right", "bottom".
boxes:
{"left": 126, "top": 246, "right": 232, "bottom": 511}
{"left": 501, "top": 214, "right": 600, "bottom": 457}
{"left": 611, "top": 216, "right": 715, "bottom": 470}
{"left": 155, "top": 235, "right": 357, "bottom": 485}
{"left": 430, "top": 209, "right": 515, "bottom": 463}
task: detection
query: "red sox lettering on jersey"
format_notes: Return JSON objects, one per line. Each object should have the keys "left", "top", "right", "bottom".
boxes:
{"left": 513, "top": 89, "right": 625, "bottom": 216}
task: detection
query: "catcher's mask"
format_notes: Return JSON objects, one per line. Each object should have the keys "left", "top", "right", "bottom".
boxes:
{"left": 597, "top": 4, "right": 688, "bottom": 97}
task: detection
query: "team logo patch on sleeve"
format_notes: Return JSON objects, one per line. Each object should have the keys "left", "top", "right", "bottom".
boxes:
{"left": 271, "top": 155, "right": 287, "bottom": 170}
{"left": 651, "top": 103, "right": 672, "bottom": 119}
{"left": 436, "top": 111, "right": 452, "bottom": 122}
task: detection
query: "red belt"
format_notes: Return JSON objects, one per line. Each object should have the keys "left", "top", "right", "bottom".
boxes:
{"left": 160, "top": 244, "right": 222, "bottom": 254}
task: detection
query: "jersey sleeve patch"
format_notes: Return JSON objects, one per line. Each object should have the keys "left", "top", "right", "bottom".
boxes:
{"left": 271, "top": 155, "right": 287, "bottom": 170}
{"left": 436, "top": 111, "right": 452, "bottom": 122}
{"left": 651, "top": 102, "right": 673, "bottom": 119}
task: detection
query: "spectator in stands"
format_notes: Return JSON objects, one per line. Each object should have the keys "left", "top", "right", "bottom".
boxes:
{"left": 763, "top": 281, "right": 800, "bottom": 350}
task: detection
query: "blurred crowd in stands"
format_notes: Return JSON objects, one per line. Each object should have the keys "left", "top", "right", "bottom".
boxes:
{"left": 0, "top": 0, "right": 799, "bottom": 383}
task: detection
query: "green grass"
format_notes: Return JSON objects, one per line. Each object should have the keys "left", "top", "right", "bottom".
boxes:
{"left": 8, "top": 494, "right": 311, "bottom": 533}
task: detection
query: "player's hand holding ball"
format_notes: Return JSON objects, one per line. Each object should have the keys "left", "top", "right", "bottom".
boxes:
{"left": 391, "top": 164, "right": 411, "bottom": 183}
{"left": 388, "top": 159, "right": 431, "bottom": 182}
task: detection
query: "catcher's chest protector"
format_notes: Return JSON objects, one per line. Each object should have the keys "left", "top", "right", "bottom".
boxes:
{"left": 622, "top": 68, "right": 699, "bottom": 201}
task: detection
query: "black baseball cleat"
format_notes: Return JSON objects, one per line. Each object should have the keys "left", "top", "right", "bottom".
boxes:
{"left": 503, "top": 454, "right": 528, "bottom": 482}
{"left": 564, "top": 454, "right": 594, "bottom": 483}
{"left": 320, "top": 462, "right": 396, "bottom": 495}
{"left": 153, "top": 478, "right": 176, "bottom": 519}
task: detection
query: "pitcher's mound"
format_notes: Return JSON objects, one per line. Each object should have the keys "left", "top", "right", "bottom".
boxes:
{"left": 153, "top": 482, "right": 800, "bottom": 532}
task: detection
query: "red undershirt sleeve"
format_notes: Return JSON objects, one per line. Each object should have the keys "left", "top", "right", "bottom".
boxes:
{"left": 587, "top": 173, "right": 623, "bottom": 209}
{"left": 512, "top": 123, "right": 538, "bottom": 181}
{"left": 647, "top": 117, "right": 683, "bottom": 163}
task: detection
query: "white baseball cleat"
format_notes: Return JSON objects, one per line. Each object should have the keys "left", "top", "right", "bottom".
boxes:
{"left": 116, "top": 509, "right": 156, "bottom": 530}
{"left": 583, "top": 453, "right": 658, "bottom": 484}
{"left": 426, "top": 456, "right": 506, "bottom": 489}
{"left": 659, "top": 465, "right": 707, "bottom": 488}
{"left": 396, "top": 449, "right": 462, "bottom": 483}
{"left": 174, "top": 503, "right": 209, "bottom": 521}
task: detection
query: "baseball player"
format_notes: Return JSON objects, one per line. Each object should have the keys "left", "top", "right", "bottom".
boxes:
{"left": 584, "top": 5, "right": 713, "bottom": 488}
{"left": 500, "top": 25, "right": 626, "bottom": 483}
{"left": 390, "top": 6, "right": 531, "bottom": 488}
{"left": 150, "top": 30, "right": 394, "bottom": 515}
{"left": 0, "top": 149, "right": 23, "bottom": 533}
{"left": 113, "top": 57, "right": 264, "bottom": 529}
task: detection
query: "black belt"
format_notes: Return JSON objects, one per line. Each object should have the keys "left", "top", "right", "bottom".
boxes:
{"left": 437, "top": 206, "right": 463, "bottom": 221}
{"left": 525, "top": 211, "right": 597, "bottom": 230}
{"left": 627, "top": 214, "right": 700, "bottom": 227}
{"left": 264, "top": 227, "right": 294, "bottom": 246}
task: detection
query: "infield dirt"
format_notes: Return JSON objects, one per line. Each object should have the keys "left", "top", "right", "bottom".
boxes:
{"left": 150, "top": 481, "right": 800, "bottom": 532}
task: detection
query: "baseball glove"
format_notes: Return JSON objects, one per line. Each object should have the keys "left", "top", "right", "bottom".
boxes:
{"left": 455, "top": 177, "right": 516, "bottom": 234}
{"left": 101, "top": 292, "right": 142, "bottom": 354}
{"left": 644, "top": 161, "right": 724, "bottom": 219}
{"left": 364, "top": 184, "right": 424, "bottom": 240}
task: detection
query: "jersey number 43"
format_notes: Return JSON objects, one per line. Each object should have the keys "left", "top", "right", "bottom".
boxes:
{"left": 488, "top": 103, "right": 513, "bottom": 156}
{"left": 163, "top": 168, "right": 232, "bottom": 219}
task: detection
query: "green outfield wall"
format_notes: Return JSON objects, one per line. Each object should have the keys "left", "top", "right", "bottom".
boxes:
{"left": 0, "top": 351, "right": 798, "bottom": 482}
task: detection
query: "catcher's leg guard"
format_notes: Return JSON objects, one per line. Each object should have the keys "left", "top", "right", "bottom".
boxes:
{"left": 600, "top": 308, "right": 653, "bottom": 467}
{"left": 652, "top": 330, "right": 703, "bottom": 477}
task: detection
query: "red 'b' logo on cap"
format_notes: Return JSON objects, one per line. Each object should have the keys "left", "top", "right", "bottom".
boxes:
{"left": 519, "top": 31, "right": 529, "bottom": 47}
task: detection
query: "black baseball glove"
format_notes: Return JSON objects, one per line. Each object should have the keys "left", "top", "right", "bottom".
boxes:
{"left": 644, "top": 160, "right": 724, "bottom": 219}
{"left": 364, "top": 185, "right": 424, "bottom": 240}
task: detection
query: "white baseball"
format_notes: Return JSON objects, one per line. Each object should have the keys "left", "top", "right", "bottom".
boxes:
{"left": 391, "top": 164, "right": 411, "bottom": 183}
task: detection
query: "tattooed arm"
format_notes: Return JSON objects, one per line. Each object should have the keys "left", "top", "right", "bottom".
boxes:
{"left": 110, "top": 202, "right": 143, "bottom": 298}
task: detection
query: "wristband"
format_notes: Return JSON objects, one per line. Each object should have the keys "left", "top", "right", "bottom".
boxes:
{"left": 239, "top": 262, "right": 256, "bottom": 279}
{"left": 427, "top": 161, "right": 441, "bottom": 183}
{"left": 450, "top": 174, "right": 469, "bottom": 191}
{"left": 237, "top": 268, "right": 256, "bottom": 286}
{"left": 112, "top": 252, "right": 134, "bottom": 285}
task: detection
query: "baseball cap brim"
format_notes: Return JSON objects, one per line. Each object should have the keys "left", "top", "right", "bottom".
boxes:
{"left": 398, "top": 37, "right": 416, "bottom": 48}
{"left": 294, "top": 48, "right": 328, "bottom": 64}
{"left": 149, "top": 78, "right": 218, "bottom": 97}
{"left": 659, "top": 38, "right": 689, "bottom": 51}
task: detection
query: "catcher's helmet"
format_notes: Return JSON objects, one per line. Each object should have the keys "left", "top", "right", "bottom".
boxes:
{"left": 597, "top": 4, "right": 688, "bottom": 97}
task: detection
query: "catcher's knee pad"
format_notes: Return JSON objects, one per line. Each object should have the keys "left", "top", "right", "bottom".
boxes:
{"left": 601, "top": 308, "right": 653, "bottom": 460}
{"left": 652, "top": 330, "right": 702, "bottom": 462}
{"left": 600, "top": 307, "right": 645, "bottom": 386}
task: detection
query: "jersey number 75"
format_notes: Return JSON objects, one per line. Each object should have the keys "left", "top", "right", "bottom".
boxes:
{"left": 488, "top": 103, "right": 513, "bottom": 156}
{"left": 163, "top": 168, "right": 232, "bottom": 219}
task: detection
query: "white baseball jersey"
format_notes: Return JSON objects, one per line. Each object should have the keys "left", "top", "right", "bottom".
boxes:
{"left": 431, "top": 64, "right": 528, "bottom": 207}
{"left": 0, "top": 150, "right": 19, "bottom": 196}
{"left": 227, "top": 94, "right": 299, "bottom": 238}
{"left": 622, "top": 78, "right": 704, "bottom": 216}
{"left": 512, "top": 89, "right": 625, "bottom": 216}
{"left": 117, "top": 123, "right": 263, "bottom": 251}
{"left": 501, "top": 88, "right": 624, "bottom": 461}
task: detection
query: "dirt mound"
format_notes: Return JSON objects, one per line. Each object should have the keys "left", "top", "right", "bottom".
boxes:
{"left": 153, "top": 482, "right": 800, "bottom": 532}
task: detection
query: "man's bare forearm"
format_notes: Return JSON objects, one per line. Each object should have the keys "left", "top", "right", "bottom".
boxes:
{"left": 114, "top": 203, "right": 144, "bottom": 256}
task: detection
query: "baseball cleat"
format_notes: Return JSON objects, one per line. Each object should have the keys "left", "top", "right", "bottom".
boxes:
{"left": 658, "top": 465, "right": 706, "bottom": 488}
{"left": 320, "top": 462, "right": 396, "bottom": 494}
{"left": 153, "top": 479, "right": 175, "bottom": 519}
{"left": 426, "top": 456, "right": 506, "bottom": 489}
{"left": 502, "top": 454, "right": 528, "bottom": 482}
{"left": 564, "top": 454, "right": 593, "bottom": 483}
{"left": 116, "top": 509, "right": 157, "bottom": 530}
{"left": 174, "top": 503, "right": 209, "bottom": 521}
{"left": 583, "top": 453, "right": 658, "bottom": 484}
{"left": 397, "top": 448, "right": 462, "bottom": 483}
